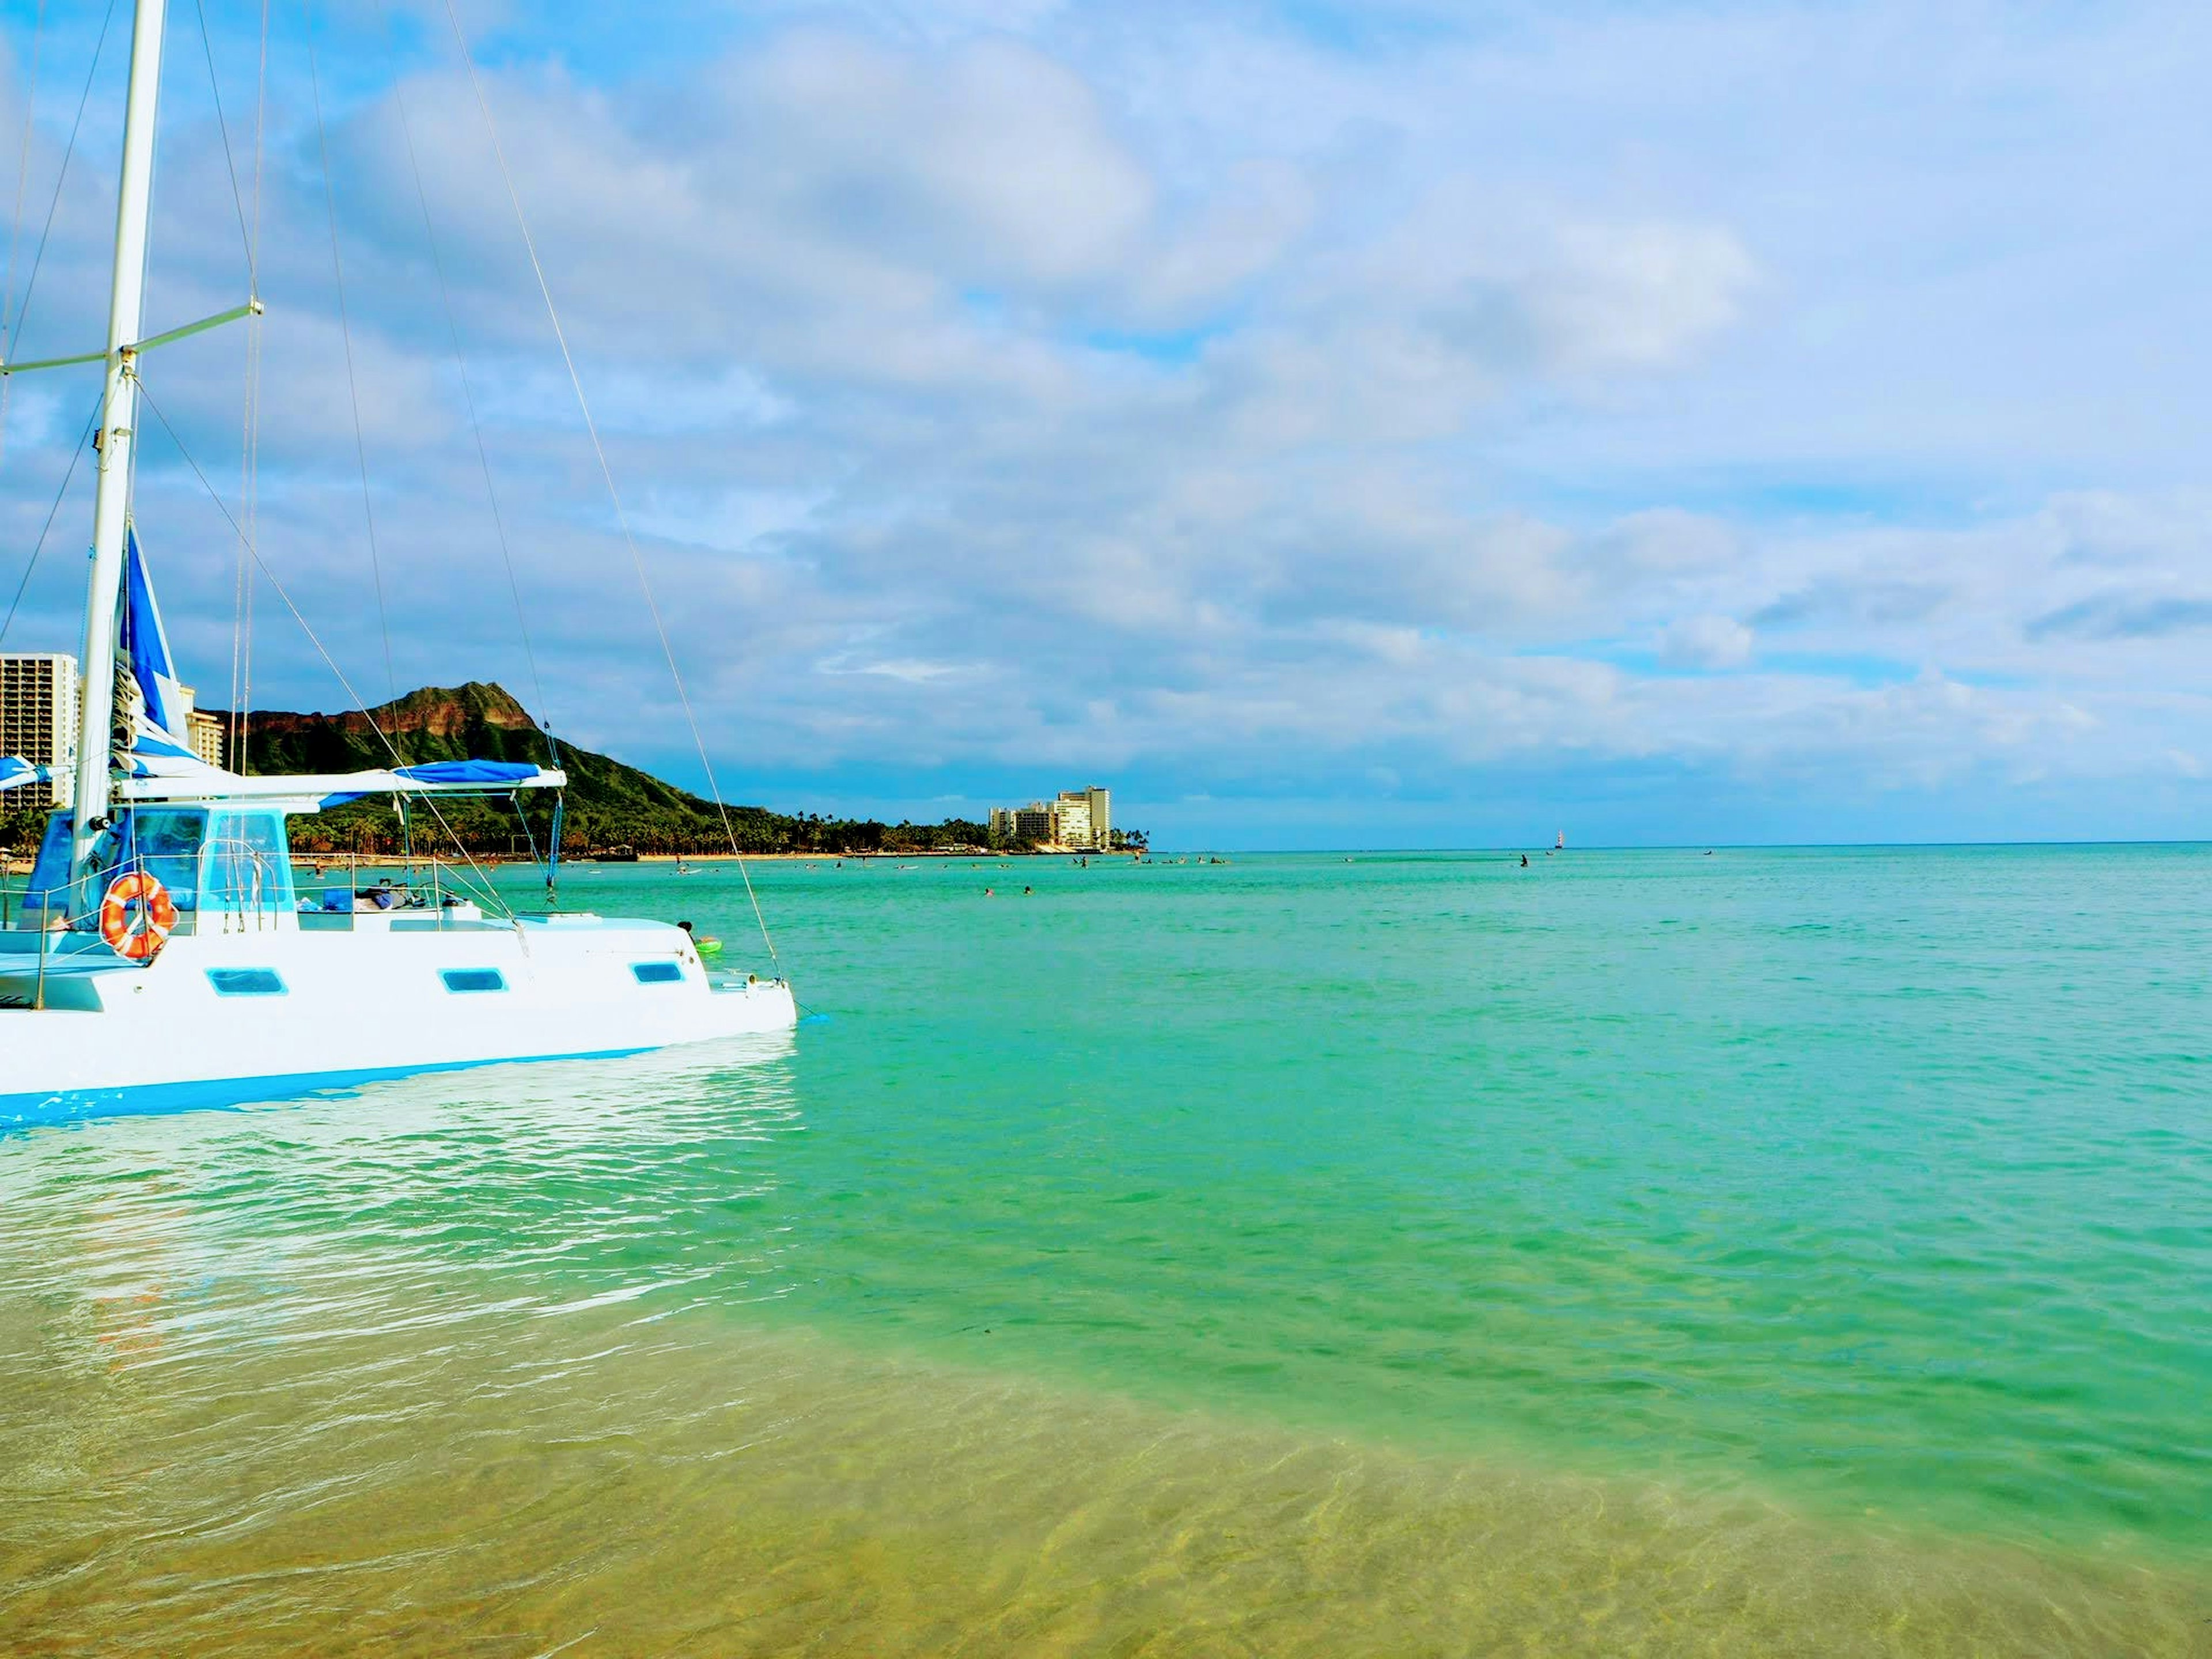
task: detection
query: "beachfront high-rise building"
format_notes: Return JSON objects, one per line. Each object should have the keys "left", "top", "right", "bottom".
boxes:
{"left": 190, "top": 709, "right": 226, "bottom": 767}
{"left": 1052, "top": 787, "right": 1111, "bottom": 850}
{"left": 1057, "top": 787, "right": 1106, "bottom": 849}
{"left": 164, "top": 681, "right": 228, "bottom": 769}
{"left": 0, "top": 652, "right": 78, "bottom": 808}
{"left": 989, "top": 786, "right": 1115, "bottom": 847}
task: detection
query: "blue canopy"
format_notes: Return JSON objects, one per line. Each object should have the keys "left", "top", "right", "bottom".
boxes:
{"left": 313, "top": 760, "right": 563, "bottom": 809}
{"left": 115, "top": 761, "right": 564, "bottom": 808}
{"left": 392, "top": 761, "right": 544, "bottom": 786}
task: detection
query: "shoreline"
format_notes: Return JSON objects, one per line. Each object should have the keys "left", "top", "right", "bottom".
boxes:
{"left": 630, "top": 849, "right": 1136, "bottom": 863}
{"left": 0, "top": 848, "right": 1138, "bottom": 878}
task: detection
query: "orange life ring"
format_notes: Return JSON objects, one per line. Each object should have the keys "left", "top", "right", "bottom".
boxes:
{"left": 100, "top": 870, "right": 179, "bottom": 961}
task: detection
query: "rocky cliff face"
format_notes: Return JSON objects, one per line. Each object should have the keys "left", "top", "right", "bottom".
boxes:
{"left": 234, "top": 682, "right": 540, "bottom": 745}
{"left": 197, "top": 682, "right": 707, "bottom": 815}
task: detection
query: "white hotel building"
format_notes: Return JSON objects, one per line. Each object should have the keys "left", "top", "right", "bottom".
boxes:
{"left": 988, "top": 785, "right": 1112, "bottom": 849}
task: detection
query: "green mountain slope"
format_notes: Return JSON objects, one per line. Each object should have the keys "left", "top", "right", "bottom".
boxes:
{"left": 200, "top": 683, "right": 991, "bottom": 857}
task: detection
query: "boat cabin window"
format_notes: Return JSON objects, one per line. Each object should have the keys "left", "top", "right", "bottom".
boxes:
{"left": 207, "top": 968, "right": 287, "bottom": 997}
{"left": 14, "top": 807, "right": 296, "bottom": 926}
{"left": 101, "top": 809, "right": 207, "bottom": 912}
{"left": 203, "top": 810, "right": 296, "bottom": 917}
{"left": 16, "top": 808, "right": 212, "bottom": 930}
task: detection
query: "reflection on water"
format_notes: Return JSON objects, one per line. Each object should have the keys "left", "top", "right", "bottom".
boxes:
{"left": 0, "top": 1031, "right": 805, "bottom": 1347}
{"left": 0, "top": 1031, "right": 2205, "bottom": 1653}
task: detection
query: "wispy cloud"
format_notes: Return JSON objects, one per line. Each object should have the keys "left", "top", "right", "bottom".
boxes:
{"left": 2025, "top": 593, "right": 2212, "bottom": 642}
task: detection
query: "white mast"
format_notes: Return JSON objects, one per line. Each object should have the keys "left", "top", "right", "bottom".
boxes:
{"left": 71, "top": 0, "right": 169, "bottom": 871}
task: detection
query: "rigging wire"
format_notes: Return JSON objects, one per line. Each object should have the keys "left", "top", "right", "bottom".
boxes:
{"left": 137, "top": 377, "right": 517, "bottom": 920}
{"left": 437, "top": 0, "right": 782, "bottom": 968}
{"left": 189, "top": 0, "right": 253, "bottom": 287}
{"left": 3, "top": 0, "right": 119, "bottom": 369}
{"left": 185, "top": 0, "right": 258, "bottom": 777}
{"left": 230, "top": 0, "right": 271, "bottom": 775}
{"left": 374, "top": 5, "right": 546, "bottom": 724}
{"left": 1, "top": 0, "right": 48, "bottom": 422}
{"left": 301, "top": 0, "right": 397, "bottom": 704}
{"left": 0, "top": 0, "right": 45, "bottom": 322}
{"left": 1, "top": 0, "right": 113, "bottom": 482}
{"left": 0, "top": 391, "right": 100, "bottom": 649}
{"left": 372, "top": 0, "right": 565, "bottom": 894}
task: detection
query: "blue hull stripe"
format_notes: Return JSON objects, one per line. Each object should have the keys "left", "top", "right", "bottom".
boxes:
{"left": 0, "top": 1045, "right": 657, "bottom": 1134}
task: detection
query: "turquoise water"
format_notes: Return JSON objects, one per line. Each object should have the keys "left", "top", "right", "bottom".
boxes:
{"left": 767, "top": 846, "right": 2212, "bottom": 1555}
{"left": 2, "top": 846, "right": 2209, "bottom": 1652}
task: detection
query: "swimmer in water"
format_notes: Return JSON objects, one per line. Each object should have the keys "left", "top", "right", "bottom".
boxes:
{"left": 1520, "top": 853, "right": 1529, "bottom": 867}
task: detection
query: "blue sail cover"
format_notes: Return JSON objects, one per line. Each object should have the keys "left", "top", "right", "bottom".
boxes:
{"left": 392, "top": 761, "right": 543, "bottom": 786}
{"left": 314, "top": 761, "right": 559, "bottom": 808}
{"left": 0, "top": 755, "right": 46, "bottom": 792}
{"left": 121, "top": 526, "right": 193, "bottom": 750}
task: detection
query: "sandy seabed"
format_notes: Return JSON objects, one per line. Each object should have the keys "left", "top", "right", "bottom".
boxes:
{"left": 2, "top": 1293, "right": 2202, "bottom": 1658}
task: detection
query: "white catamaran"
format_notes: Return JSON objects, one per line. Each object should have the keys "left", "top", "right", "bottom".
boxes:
{"left": 0, "top": 0, "right": 796, "bottom": 1127}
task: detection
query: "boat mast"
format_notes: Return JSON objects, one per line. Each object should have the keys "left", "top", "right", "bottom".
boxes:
{"left": 70, "top": 0, "right": 169, "bottom": 871}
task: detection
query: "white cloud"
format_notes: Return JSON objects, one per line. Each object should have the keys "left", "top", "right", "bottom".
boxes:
{"left": 727, "top": 32, "right": 1154, "bottom": 287}
{"left": 1657, "top": 613, "right": 1755, "bottom": 670}
{"left": 1531, "top": 222, "right": 1759, "bottom": 372}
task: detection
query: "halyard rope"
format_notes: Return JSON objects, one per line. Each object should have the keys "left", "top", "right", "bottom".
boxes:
{"left": 437, "top": 0, "right": 782, "bottom": 969}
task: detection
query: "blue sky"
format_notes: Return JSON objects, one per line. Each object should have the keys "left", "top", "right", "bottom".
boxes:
{"left": 3, "top": 0, "right": 2211, "bottom": 847}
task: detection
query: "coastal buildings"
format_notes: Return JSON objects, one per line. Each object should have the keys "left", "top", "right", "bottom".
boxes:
{"left": 1, "top": 653, "right": 228, "bottom": 792}
{"left": 988, "top": 786, "right": 1114, "bottom": 849}
{"left": 1056, "top": 796, "right": 1093, "bottom": 850}
{"left": 189, "top": 707, "right": 226, "bottom": 767}
{"left": 159, "top": 680, "right": 228, "bottom": 767}
{"left": 0, "top": 652, "right": 78, "bottom": 807}
{"left": 1065, "top": 786, "right": 1111, "bottom": 848}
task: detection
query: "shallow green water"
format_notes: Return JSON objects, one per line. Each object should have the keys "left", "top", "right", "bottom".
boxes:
{"left": 2, "top": 846, "right": 2209, "bottom": 1652}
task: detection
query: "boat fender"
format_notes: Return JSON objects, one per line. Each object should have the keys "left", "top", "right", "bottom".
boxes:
{"left": 99, "top": 871, "right": 178, "bottom": 962}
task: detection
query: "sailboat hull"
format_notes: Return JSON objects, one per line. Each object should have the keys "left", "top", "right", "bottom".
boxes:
{"left": 0, "top": 913, "right": 795, "bottom": 1130}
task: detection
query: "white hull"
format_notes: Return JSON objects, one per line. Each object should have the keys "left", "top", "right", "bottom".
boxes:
{"left": 0, "top": 912, "right": 795, "bottom": 1128}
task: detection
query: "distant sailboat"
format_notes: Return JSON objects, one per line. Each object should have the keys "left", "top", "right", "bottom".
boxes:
{"left": 1555, "top": 830, "right": 1566, "bottom": 850}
